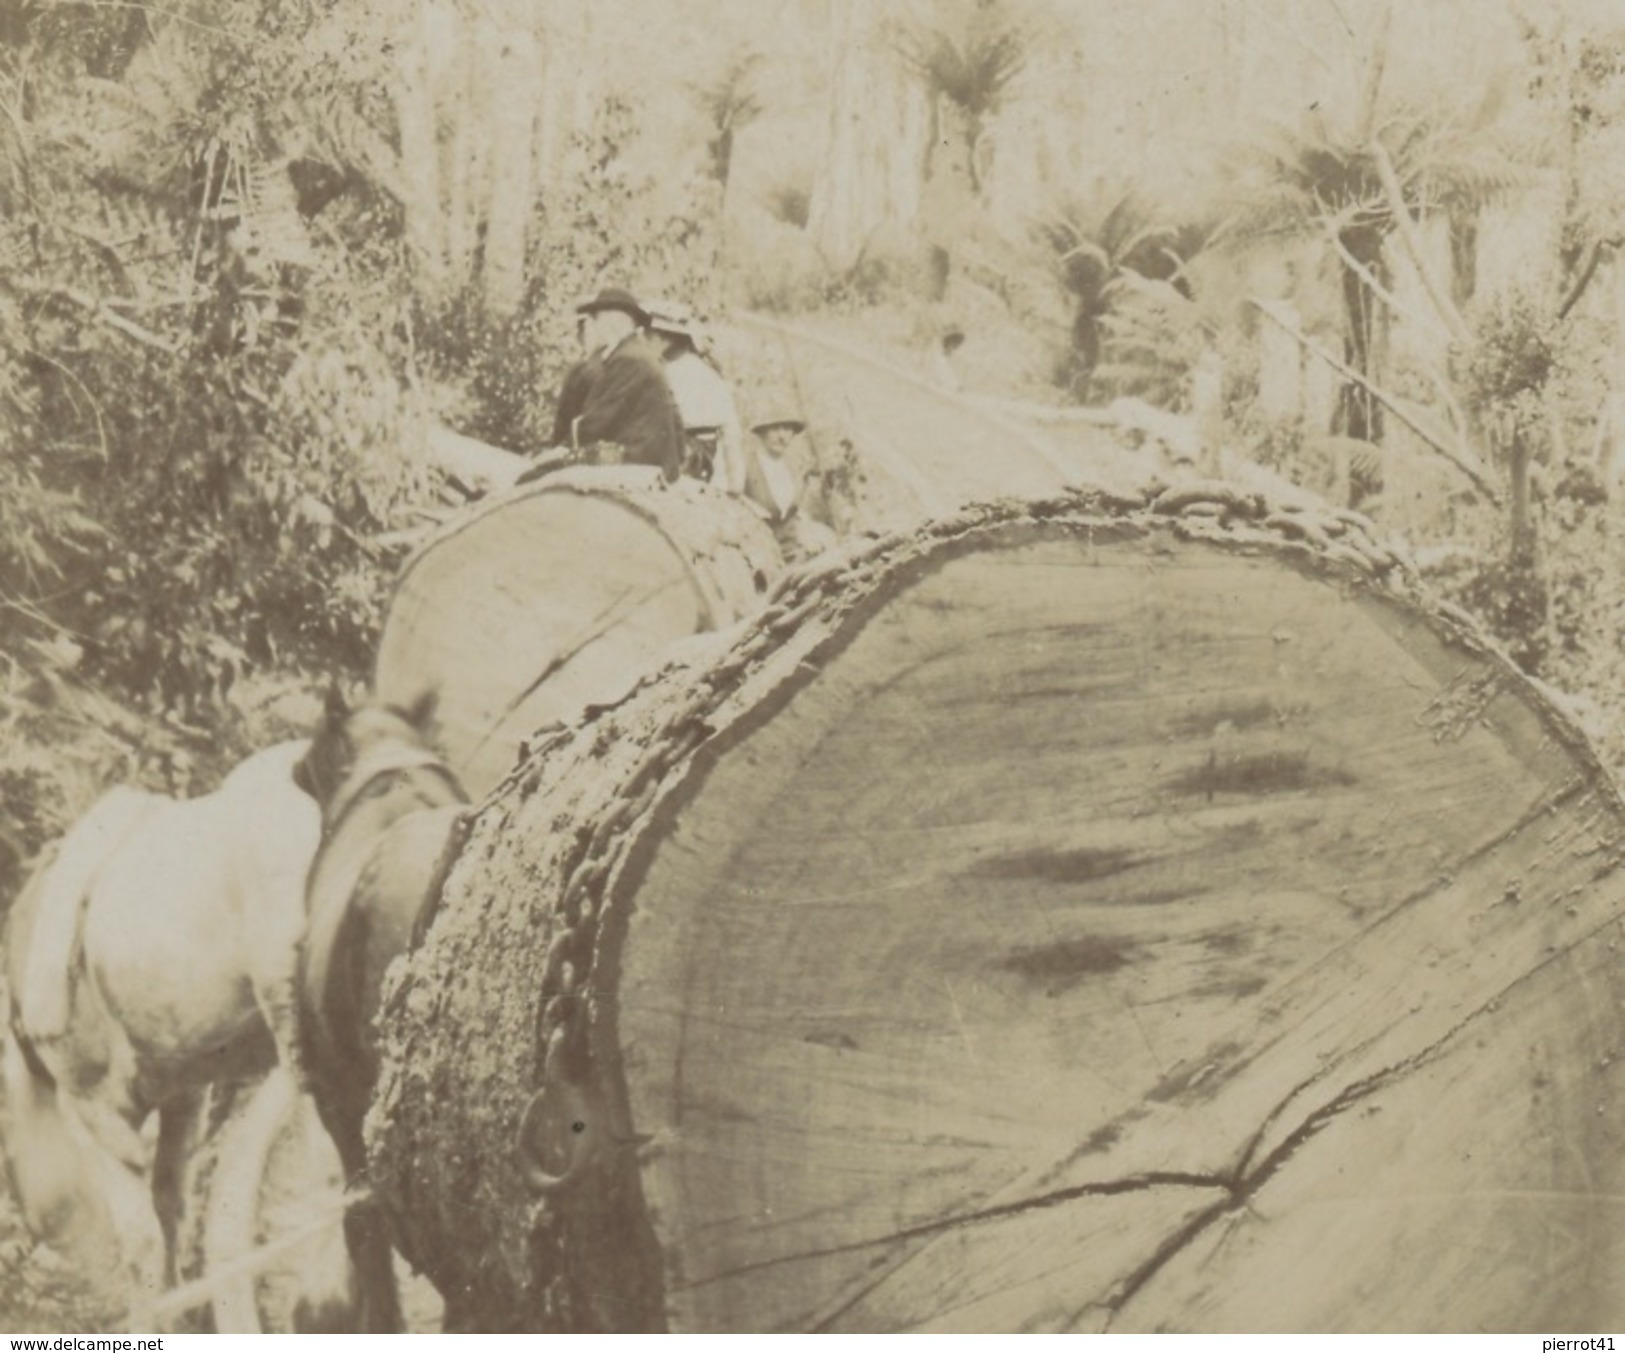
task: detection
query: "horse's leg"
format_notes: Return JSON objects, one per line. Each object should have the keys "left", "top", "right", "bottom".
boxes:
{"left": 151, "top": 1090, "right": 203, "bottom": 1295}
{"left": 306, "top": 1064, "right": 401, "bottom": 1334}
{"left": 251, "top": 961, "right": 307, "bottom": 1090}
{"left": 345, "top": 1192, "right": 404, "bottom": 1333}
{"left": 321, "top": 1099, "right": 402, "bottom": 1333}
{"left": 245, "top": 847, "right": 314, "bottom": 1092}
{"left": 303, "top": 891, "right": 404, "bottom": 1331}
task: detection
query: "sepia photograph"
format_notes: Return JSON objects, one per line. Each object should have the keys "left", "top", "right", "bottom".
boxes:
{"left": 1, "top": 0, "right": 1624, "bottom": 1335}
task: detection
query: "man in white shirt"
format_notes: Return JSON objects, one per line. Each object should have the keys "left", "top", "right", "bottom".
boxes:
{"left": 644, "top": 300, "right": 747, "bottom": 492}
{"left": 745, "top": 416, "right": 804, "bottom": 521}
{"left": 745, "top": 416, "right": 835, "bottom": 560}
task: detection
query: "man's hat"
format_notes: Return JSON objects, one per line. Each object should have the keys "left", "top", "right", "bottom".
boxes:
{"left": 644, "top": 298, "right": 696, "bottom": 340}
{"left": 751, "top": 416, "right": 806, "bottom": 437}
{"left": 576, "top": 286, "right": 650, "bottom": 326}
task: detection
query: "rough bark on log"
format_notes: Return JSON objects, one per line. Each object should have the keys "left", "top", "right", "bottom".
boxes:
{"left": 368, "top": 484, "right": 1625, "bottom": 1332}
{"left": 374, "top": 466, "right": 781, "bottom": 797}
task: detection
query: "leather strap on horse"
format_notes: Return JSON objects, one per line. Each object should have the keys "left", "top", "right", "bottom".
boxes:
{"left": 302, "top": 747, "right": 465, "bottom": 1066}
{"left": 319, "top": 744, "right": 461, "bottom": 840}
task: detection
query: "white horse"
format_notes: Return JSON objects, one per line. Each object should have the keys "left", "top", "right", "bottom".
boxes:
{"left": 2, "top": 740, "right": 320, "bottom": 1295}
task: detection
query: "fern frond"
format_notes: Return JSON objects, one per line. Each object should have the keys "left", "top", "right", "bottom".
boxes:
{"left": 228, "top": 156, "right": 315, "bottom": 273}
{"left": 1420, "top": 148, "right": 1539, "bottom": 211}
{"left": 1212, "top": 181, "right": 1316, "bottom": 246}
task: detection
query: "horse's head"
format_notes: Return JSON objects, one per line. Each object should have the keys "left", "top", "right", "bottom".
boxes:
{"left": 295, "top": 687, "right": 452, "bottom": 832}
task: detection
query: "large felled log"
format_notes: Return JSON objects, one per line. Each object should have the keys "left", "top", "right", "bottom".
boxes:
{"left": 374, "top": 465, "right": 781, "bottom": 797}
{"left": 369, "top": 483, "right": 1625, "bottom": 1332}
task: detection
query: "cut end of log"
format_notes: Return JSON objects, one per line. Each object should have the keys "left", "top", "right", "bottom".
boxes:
{"left": 370, "top": 488, "right": 1625, "bottom": 1332}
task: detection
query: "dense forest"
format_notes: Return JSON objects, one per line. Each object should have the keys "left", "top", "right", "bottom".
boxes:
{"left": 4, "top": 0, "right": 1625, "bottom": 895}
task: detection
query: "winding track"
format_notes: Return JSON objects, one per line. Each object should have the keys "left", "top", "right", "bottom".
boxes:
{"left": 736, "top": 313, "right": 1150, "bottom": 521}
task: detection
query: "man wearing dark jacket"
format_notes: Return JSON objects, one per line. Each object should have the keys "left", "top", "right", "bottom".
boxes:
{"left": 565, "top": 287, "right": 684, "bottom": 481}
{"left": 548, "top": 313, "right": 602, "bottom": 450}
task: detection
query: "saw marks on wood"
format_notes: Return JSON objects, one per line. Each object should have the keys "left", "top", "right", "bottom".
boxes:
{"left": 611, "top": 535, "right": 1624, "bottom": 1331}
{"left": 372, "top": 502, "right": 1625, "bottom": 1332}
{"left": 1109, "top": 924, "right": 1625, "bottom": 1332}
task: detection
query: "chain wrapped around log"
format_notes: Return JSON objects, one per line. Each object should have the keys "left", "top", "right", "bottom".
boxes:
{"left": 365, "top": 481, "right": 1625, "bottom": 1333}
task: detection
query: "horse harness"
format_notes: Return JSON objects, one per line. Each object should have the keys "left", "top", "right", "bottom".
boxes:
{"left": 317, "top": 743, "right": 462, "bottom": 843}
{"left": 301, "top": 744, "right": 466, "bottom": 1060}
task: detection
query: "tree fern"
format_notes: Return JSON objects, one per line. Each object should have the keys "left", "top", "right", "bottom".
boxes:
{"left": 1036, "top": 181, "right": 1212, "bottom": 400}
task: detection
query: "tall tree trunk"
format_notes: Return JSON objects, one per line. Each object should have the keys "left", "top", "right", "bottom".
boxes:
{"left": 1448, "top": 206, "right": 1479, "bottom": 310}
{"left": 391, "top": 0, "right": 551, "bottom": 312}
{"left": 981, "top": 99, "right": 1036, "bottom": 229}
{"left": 394, "top": 0, "right": 537, "bottom": 309}
{"left": 1355, "top": 0, "right": 1393, "bottom": 139}
{"left": 1335, "top": 228, "right": 1388, "bottom": 448}
{"left": 920, "top": 94, "right": 978, "bottom": 301}
{"left": 443, "top": 29, "right": 482, "bottom": 295}
{"left": 393, "top": 0, "right": 447, "bottom": 300}
{"left": 1508, "top": 429, "right": 1536, "bottom": 567}
{"left": 1489, "top": 419, "right": 1551, "bottom": 672}
{"left": 534, "top": 0, "right": 594, "bottom": 209}
{"left": 478, "top": 0, "right": 542, "bottom": 315}
{"left": 807, "top": 0, "right": 924, "bottom": 268}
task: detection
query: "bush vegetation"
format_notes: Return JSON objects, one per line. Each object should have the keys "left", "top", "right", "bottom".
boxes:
{"left": 7, "top": 0, "right": 1625, "bottom": 887}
